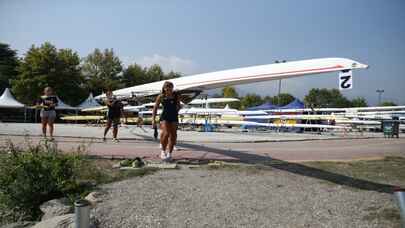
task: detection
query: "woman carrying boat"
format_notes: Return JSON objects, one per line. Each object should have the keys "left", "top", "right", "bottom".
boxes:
{"left": 152, "top": 81, "right": 182, "bottom": 161}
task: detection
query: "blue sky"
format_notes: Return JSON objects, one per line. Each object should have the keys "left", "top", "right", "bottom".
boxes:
{"left": 1, "top": 0, "right": 404, "bottom": 105}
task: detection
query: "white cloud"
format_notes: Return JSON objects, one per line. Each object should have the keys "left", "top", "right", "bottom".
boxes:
{"left": 133, "top": 54, "right": 198, "bottom": 75}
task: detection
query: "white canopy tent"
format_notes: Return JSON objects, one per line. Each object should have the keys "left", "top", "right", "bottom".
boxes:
{"left": 0, "top": 88, "right": 25, "bottom": 108}
{"left": 55, "top": 96, "right": 79, "bottom": 110}
{"left": 0, "top": 88, "right": 27, "bottom": 122}
{"left": 77, "top": 93, "right": 102, "bottom": 110}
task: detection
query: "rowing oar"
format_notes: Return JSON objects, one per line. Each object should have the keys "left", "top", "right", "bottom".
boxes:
{"left": 29, "top": 105, "right": 48, "bottom": 109}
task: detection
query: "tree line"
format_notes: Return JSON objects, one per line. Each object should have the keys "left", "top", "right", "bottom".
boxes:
{"left": 0, "top": 42, "right": 180, "bottom": 105}
{"left": 0, "top": 42, "right": 397, "bottom": 108}
{"left": 217, "top": 86, "right": 396, "bottom": 109}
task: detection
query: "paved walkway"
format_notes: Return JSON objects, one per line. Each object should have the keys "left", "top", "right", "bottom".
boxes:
{"left": 0, "top": 123, "right": 403, "bottom": 162}
{"left": 0, "top": 123, "right": 384, "bottom": 142}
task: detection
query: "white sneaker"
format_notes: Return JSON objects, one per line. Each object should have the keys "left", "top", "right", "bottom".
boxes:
{"left": 159, "top": 144, "right": 162, "bottom": 149}
{"left": 112, "top": 138, "right": 119, "bottom": 143}
{"left": 166, "top": 152, "right": 172, "bottom": 161}
{"left": 160, "top": 150, "right": 167, "bottom": 160}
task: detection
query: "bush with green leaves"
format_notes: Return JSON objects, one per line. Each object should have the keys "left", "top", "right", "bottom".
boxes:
{"left": 0, "top": 140, "right": 85, "bottom": 220}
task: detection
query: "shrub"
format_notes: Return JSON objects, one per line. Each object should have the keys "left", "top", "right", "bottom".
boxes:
{"left": 0, "top": 139, "right": 84, "bottom": 220}
{"left": 0, "top": 138, "right": 158, "bottom": 223}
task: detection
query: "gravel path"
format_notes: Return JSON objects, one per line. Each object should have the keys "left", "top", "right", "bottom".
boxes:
{"left": 94, "top": 168, "right": 399, "bottom": 228}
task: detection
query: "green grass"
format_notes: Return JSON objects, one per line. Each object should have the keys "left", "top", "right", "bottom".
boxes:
{"left": 303, "top": 156, "right": 405, "bottom": 188}
{"left": 196, "top": 156, "right": 405, "bottom": 187}
{"left": 199, "top": 157, "right": 404, "bottom": 227}
{"left": 362, "top": 208, "right": 401, "bottom": 227}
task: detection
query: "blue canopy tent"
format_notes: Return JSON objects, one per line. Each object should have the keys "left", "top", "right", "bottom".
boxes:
{"left": 279, "top": 99, "right": 305, "bottom": 109}
{"left": 246, "top": 102, "right": 279, "bottom": 111}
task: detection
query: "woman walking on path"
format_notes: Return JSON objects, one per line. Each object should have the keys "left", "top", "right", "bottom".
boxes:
{"left": 152, "top": 81, "right": 183, "bottom": 161}
{"left": 38, "top": 87, "right": 58, "bottom": 140}
{"left": 103, "top": 90, "right": 125, "bottom": 142}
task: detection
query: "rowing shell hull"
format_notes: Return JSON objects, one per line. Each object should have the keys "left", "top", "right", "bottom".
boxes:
{"left": 98, "top": 57, "right": 368, "bottom": 99}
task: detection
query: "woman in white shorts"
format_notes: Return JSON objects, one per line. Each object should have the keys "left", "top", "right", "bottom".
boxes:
{"left": 38, "top": 87, "right": 58, "bottom": 140}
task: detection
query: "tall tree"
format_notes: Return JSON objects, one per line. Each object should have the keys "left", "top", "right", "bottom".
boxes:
{"left": 165, "top": 71, "right": 182, "bottom": 80}
{"left": 268, "top": 93, "right": 295, "bottom": 106}
{"left": 82, "top": 48, "right": 123, "bottom": 95}
{"left": 146, "top": 64, "right": 164, "bottom": 82}
{"left": 221, "top": 86, "right": 239, "bottom": 98}
{"left": 240, "top": 93, "right": 263, "bottom": 109}
{"left": 122, "top": 63, "right": 148, "bottom": 87}
{"left": 304, "top": 88, "right": 351, "bottom": 108}
{"left": 12, "top": 42, "right": 86, "bottom": 105}
{"left": 263, "top": 95, "right": 273, "bottom": 103}
{"left": 380, "top": 101, "right": 397, "bottom": 106}
{"left": 122, "top": 64, "right": 181, "bottom": 88}
{"left": 0, "top": 43, "right": 19, "bottom": 93}
{"left": 220, "top": 86, "right": 240, "bottom": 109}
{"left": 277, "top": 93, "right": 295, "bottom": 106}
{"left": 350, "top": 97, "right": 368, "bottom": 107}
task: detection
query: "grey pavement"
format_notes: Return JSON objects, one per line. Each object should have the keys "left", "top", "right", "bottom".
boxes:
{"left": 0, "top": 123, "right": 404, "bottom": 162}
{"left": 0, "top": 123, "right": 386, "bottom": 143}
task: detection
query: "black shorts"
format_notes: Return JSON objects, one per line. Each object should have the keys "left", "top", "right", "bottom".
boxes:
{"left": 107, "top": 116, "right": 120, "bottom": 127}
{"left": 160, "top": 117, "right": 178, "bottom": 124}
{"left": 160, "top": 120, "right": 178, "bottom": 125}
{"left": 160, "top": 114, "right": 178, "bottom": 123}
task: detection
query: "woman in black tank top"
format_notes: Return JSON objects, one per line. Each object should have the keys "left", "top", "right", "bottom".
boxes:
{"left": 160, "top": 95, "right": 179, "bottom": 123}
{"left": 152, "top": 81, "right": 182, "bottom": 161}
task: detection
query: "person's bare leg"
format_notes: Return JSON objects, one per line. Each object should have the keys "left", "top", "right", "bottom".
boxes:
{"left": 41, "top": 118, "right": 48, "bottom": 137}
{"left": 48, "top": 120, "right": 54, "bottom": 139}
{"left": 104, "top": 121, "right": 112, "bottom": 139}
{"left": 173, "top": 125, "right": 178, "bottom": 150}
{"left": 113, "top": 126, "right": 118, "bottom": 139}
{"left": 160, "top": 122, "right": 169, "bottom": 152}
{"left": 167, "top": 123, "right": 177, "bottom": 153}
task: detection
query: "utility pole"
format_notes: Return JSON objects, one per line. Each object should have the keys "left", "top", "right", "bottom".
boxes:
{"left": 376, "top": 89, "right": 384, "bottom": 106}
{"left": 278, "top": 79, "right": 281, "bottom": 105}
{"left": 275, "top": 60, "right": 287, "bottom": 105}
